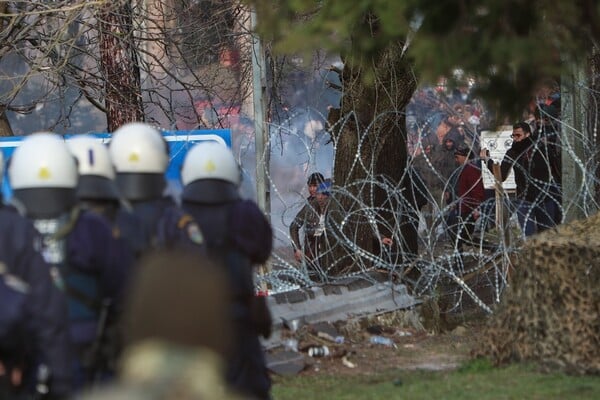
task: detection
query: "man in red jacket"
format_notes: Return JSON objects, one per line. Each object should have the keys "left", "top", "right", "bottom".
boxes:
{"left": 446, "top": 144, "right": 485, "bottom": 253}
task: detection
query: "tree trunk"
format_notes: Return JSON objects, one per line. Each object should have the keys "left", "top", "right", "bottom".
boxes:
{"left": 590, "top": 51, "right": 600, "bottom": 206}
{"left": 99, "top": 2, "right": 144, "bottom": 131}
{"left": 0, "top": 105, "right": 13, "bottom": 136}
{"left": 0, "top": 2, "right": 14, "bottom": 136}
{"left": 327, "top": 39, "right": 416, "bottom": 275}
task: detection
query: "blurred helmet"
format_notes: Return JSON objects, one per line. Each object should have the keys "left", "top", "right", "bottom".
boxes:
{"left": 108, "top": 122, "right": 169, "bottom": 201}
{"left": 181, "top": 141, "right": 240, "bottom": 204}
{"left": 67, "top": 135, "right": 120, "bottom": 201}
{"left": 8, "top": 133, "right": 78, "bottom": 218}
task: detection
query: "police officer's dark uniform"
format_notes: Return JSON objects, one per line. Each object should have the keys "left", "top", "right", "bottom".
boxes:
{"left": 180, "top": 141, "right": 272, "bottom": 400}
{"left": 8, "top": 133, "right": 135, "bottom": 392}
{"left": 0, "top": 204, "right": 71, "bottom": 399}
{"left": 68, "top": 135, "right": 148, "bottom": 257}
{"left": 108, "top": 122, "right": 205, "bottom": 250}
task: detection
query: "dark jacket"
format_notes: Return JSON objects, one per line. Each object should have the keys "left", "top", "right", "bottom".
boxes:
{"left": 0, "top": 206, "right": 71, "bottom": 397}
{"left": 289, "top": 198, "right": 327, "bottom": 253}
{"left": 183, "top": 198, "right": 273, "bottom": 400}
{"left": 30, "top": 209, "right": 136, "bottom": 391}
{"left": 485, "top": 136, "right": 559, "bottom": 203}
{"left": 131, "top": 197, "right": 206, "bottom": 251}
{"left": 80, "top": 200, "right": 149, "bottom": 258}
{"left": 64, "top": 210, "right": 135, "bottom": 323}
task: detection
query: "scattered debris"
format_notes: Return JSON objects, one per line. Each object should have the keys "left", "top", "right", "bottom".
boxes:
{"left": 341, "top": 355, "right": 356, "bottom": 368}
{"left": 369, "top": 335, "right": 396, "bottom": 348}
{"left": 311, "top": 321, "right": 340, "bottom": 338}
{"left": 307, "top": 346, "right": 330, "bottom": 358}
{"left": 283, "top": 338, "right": 299, "bottom": 352}
{"left": 281, "top": 316, "right": 307, "bottom": 333}
{"left": 266, "top": 350, "right": 306, "bottom": 376}
{"left": 264, "top": 274, "right": 419, "bottom": 350}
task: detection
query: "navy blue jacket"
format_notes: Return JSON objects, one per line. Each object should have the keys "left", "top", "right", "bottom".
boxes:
{"left": 0, "top": 206, "right": 71, "bottom": 397}
{"left": 79, "top": 201, "right": 149, "bottom": 259}
{"left": 485, "top": 136, "right": 560, "bottom": 203}
{"left": 131, "top": 197, "right": 205, "bottom": 251}
{"left": 28, "top": 209, "right": 136, "bottom": 392}
{"left": 0, "top": 272, "right": 28, "bottom": 343}
{"left": 182, "top": 198, "right": 272, "bottom": 400}
{"left": 113, "top": 208, "right": 149, "bottom": 257}
{"left": 66, "top": 212, "right": 134, "bottom": 324}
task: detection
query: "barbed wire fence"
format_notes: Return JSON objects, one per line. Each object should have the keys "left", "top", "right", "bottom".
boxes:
{"left": 2, "top": 1, "right": 598, "bottom": 317}
{"left": 255, "top": 79, "right": 599, "bottom": 317}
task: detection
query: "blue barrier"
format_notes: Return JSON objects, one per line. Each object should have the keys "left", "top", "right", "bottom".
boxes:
{"left": 0, "top": 129, "right": 231, "bottom": 200}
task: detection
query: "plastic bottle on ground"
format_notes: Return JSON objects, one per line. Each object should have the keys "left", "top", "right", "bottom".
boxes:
{"left": 369, "top": 335, "right": 395, "bottom": 347}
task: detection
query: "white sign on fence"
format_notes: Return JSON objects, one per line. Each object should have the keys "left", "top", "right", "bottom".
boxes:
{"left": 480, "top": 128, "right": 516, "bottom": 191}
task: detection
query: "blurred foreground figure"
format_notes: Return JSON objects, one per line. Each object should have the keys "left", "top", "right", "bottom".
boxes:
{"left": 0, "top": 150, "right": 71, "bottom": 399}
{"left": 8, "top": 133, "right": 134, "bottom": 391}
{"left": 181, "top": 141, "right": 273, "bottom": 399}
{"left": 81, "top": 250, "right": 241, "bottom": 400}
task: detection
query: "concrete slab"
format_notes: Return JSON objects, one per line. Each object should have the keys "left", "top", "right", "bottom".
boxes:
{"left": 265, "top": 350, "right": 307, "bottom": 376}
{"left": 263, "top": 274, "right": 419, "bottom": 349}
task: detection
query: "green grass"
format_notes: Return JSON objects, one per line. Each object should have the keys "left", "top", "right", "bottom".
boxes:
{"left": 272, "top": 360, "right": 600, "bottom": 400}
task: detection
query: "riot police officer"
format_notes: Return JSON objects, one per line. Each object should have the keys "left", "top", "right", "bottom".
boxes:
{"left": 0, "top": 149, "right": 71, "bottom": 398}
{"left": 8, "top": 133, "right": 135, "bottom": 391}
{"left": 180, "top": 141, "right": 273, "bottom": 400}
{"left": 108, "top": 122, "right": 204, "bottom": 249}
{"left": 67, "top": 135, "right": 147, "bottom": 256}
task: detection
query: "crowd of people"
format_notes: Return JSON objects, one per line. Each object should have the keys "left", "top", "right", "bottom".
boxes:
{"left": 288, "top": 80, "right": 564, "bottom": 277}
{"left": 407, "top": 80, "right": 563, "bottom": 249}
{"left": 0, "top": 123, "right": 273, "bottom": 399}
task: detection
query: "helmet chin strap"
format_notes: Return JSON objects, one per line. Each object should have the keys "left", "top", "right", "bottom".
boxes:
{"left": 8, "top": 197, "right": 27, "bottom": 217}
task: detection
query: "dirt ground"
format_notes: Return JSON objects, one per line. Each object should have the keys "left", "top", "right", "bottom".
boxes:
{"left": 267, "top": 247, "right": 497, "bottom": 377}
{"left": 270, "top": 312, "right": 487, "bottom": 378}
{"left": 312, "top": 330, "right": 478, "bottom": 376}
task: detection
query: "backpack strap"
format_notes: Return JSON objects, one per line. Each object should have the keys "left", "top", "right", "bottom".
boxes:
{"left": 43, "top": 209, "right": 103, "bottom": 319}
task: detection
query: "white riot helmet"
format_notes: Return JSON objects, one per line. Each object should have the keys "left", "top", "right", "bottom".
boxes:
{"left": 8, "top": 133, "right": 78, "bottom": 218}
{"left": 108, "top": 122, "right": 169, "bottom": 201}
{"left": 67, "top": 135, "right": 120, "bottom": 201}
{"left": 181, "top": 141, "right": 241, "bottom": 203}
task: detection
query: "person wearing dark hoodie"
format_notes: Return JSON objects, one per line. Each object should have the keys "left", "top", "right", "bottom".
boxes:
{"left": 435, "top": 116, "right": 465, "bottom": 182}
{"left": 480, "top": 121, "right": 561, "bottom": 236}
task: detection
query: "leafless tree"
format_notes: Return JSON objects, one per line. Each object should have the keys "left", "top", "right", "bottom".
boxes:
{"left": 0, "top": 0, "right": 257, "bottom": 135}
